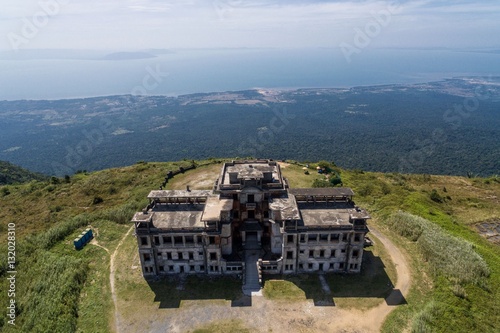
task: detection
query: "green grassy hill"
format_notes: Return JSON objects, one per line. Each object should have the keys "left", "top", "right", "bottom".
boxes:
{"left": 0, "top": 160, "right": 47, "bottom": 185}
{"left": 0, "top": 159, "right": 498, "bottom": 332}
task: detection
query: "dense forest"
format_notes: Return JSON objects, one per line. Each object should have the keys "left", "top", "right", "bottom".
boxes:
{"left": 0, "top": 77, "right": 498, "bottom": 176}
{"left": 0, "top": 160, "right": 47, "bottom": 185}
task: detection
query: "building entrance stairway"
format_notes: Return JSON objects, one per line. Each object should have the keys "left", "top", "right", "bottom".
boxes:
{"left": 242, "top": 233, "right": 262, "bottom": 295}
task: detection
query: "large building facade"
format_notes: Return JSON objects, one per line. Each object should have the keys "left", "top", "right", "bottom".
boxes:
{"left": 132, "top": 160, "right": 370, "bottom": 280}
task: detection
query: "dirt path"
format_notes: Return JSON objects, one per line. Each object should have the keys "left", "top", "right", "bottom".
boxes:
{"left": 110, "top": 225, "right": 134, "bottom": 333}
{"left": 358, "top": 225, "right": 412, "bottom": 331}
{"left": 90, "top": 238, "right": 110, "bottom": 253}
{"left": 115, "top": 225, "right": 411, "bottom": 333}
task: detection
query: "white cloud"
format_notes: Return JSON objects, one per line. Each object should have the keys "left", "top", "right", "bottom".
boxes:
{"left": 0, "top": 0, "right": 499, "bottom": 51}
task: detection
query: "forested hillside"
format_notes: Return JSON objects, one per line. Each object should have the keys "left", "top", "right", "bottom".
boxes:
{"left": 0, "top": 77, "right": 498, "bottom": 176}
{"left": 0, "top": 160, "right": 46, "bottom": 185}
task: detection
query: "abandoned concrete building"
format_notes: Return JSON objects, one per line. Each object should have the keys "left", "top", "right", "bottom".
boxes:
{"left": 132, "top": 160, "right": 370, "bottom": 291}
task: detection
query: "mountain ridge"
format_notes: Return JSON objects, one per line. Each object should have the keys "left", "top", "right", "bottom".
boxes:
{"left": 0, "top": 160, "right": 47, "bottom": 185}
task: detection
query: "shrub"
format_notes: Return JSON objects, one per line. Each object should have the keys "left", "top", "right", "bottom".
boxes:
{"left": 381, "top": 182, "right": 391, "bottom": 195}
{"left": 100, "top": 202, "right": 139, "bottom": 224}
{"left": 387, "top": 211, "right": 424, "bottom": 241}
{"left": 357, "top": 184, "right": 374, "bottom": 197}
{"left": 387, "top": 212, "right": 490, "bottom": 286}
{"left": 411, "top": 301, "right": 437, "bottom": 333}
{"left": 1, "top": 187, "right": 10, "bottom": 196}
{"left": 430, "top": 189, "right": 443, "bottom": 203}
{"left": 35, "top": 214, "right": 91, "bottom": 250}
{"left": 92, "top": 196, "right": 104, "bottom": 205}
{"left": 19, "top": 252, "right": 88, "bottom": 333}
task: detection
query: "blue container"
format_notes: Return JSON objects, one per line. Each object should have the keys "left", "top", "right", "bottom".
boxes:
{"left": 74, "top": 237, "right": 83, "bottom": 250}
{"left": 81, "top": 232, "right": 88, "bottom": 243}
{"left": 86, "top": 228, "right": 93, "bottom": 240}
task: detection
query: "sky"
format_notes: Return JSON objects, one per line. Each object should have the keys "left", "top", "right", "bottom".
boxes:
{"left": 1, "top": 0, "right": 499, "bottom": 52}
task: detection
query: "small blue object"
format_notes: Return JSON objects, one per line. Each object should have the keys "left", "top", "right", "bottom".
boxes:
{"left": 74, "top": 237, "right": 83, "bottom": 250}
{"left": 74, "top": 228, "right": 93, "bottom": 250}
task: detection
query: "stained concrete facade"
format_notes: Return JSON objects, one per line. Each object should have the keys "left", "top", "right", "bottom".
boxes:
{"left": 132, "top": 160, "right": 370, "bottom": 278}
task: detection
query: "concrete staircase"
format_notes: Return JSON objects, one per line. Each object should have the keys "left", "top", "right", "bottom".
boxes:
{"left": 242, "top": 234, "right": 262, "bottom": 296}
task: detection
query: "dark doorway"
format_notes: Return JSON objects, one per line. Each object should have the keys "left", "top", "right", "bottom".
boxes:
{"left": 180, "top": 266, "right": 185, "bottom": 273}
{"left": 319, "top": 263, "right": 324, "bottom": 271}
{"left": 248, "top": 194, "right": 255, "bottom": 203}
{"left": 248, "top": 210, "right": 255, "bottom": 219}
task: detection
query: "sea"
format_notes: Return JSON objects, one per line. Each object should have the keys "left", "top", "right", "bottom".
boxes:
{"left": 0, "top": 48, "right": 499, "bottom": 100}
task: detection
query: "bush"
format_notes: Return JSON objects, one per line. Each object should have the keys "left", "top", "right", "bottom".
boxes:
{"left": 19, "top": 252, "right": 88, "bottom": 333}
{"left": 430, "top": 189, "right": 443, "bottom": 203}
{"left": 388, "top": 212, "right": 490, "bottom": 285}
{"left": 381, "top": 182, "right": 391, "bottom": 195}
{"left": 1, "top": 187, "right": 10, "bottom": 196}
{"left": 50, "top": 176, "right": 60, "bottom": 184}
{"left": 100, "top": 202, "right": 140, "bottom": 224}
{"left": 35, "top": 214, "right": 91, "bottom": 250}
{"left": 312, "top": 179, "right": 330, "bottom": 188}
{"left": 357, "top": 184, "right": 374, "bottom": 197}
{"left": 92, "top": 196, "right": 104, "bottom": 205}
{"left": 411, "top": 301, "right": 437, "bottom": 333}
{"left": 388, "top": 211, "right": 424, "bottom": 241}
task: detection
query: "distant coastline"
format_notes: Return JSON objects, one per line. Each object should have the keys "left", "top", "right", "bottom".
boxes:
{"left": 0, "top": 48, "right": 498, "bottom": 101}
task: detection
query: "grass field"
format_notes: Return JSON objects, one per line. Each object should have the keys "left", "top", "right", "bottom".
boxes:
{"left": 0, "top": 159, "right": 498, "bottom": 332}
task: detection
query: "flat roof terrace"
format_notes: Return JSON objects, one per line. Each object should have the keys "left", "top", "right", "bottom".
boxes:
{"left": 269, "top": 196, "right": 301, "bottom": 220}
{"left": 219, "top": 160, "right": 283, "bottom": 186}
{"left": 148, "top": 190, "right": 211, "bottom": 199}
{"left": 297, "top": 202, "right": 357, "bottom": 227}
{"left": 202, "top": 196, "right": 233, "bottom": 221}
{"left": 150, "top": 204, "right": 205, "bottom": 230}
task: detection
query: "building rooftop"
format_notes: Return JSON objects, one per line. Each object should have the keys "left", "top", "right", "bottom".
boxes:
{"left": 134, "top": 160, "right": 368, "bottom": 232}
{"left": 152, "top": 205, "right": 205, "bottom": 229}
{"left": 202, "top": 196, "right": 233, "bottom": 221}
{"left": 269, "top": 196, "right": 301, "bottom": 220}
{"left": 219, "top": 160, "right": 283, "bottom": 186}
{"left": 148, "top": 190, "right": 211, "bottom": 199}
{"left": 299, "top": 209, "right": 352, "bottom": 227}
{"left": 297, "top": 202, "right": 359, "bottom": 227}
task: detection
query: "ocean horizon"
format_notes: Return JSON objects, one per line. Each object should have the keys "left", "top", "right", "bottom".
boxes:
{"left": 1, "top": 48, "right": 499, "bottom": 101}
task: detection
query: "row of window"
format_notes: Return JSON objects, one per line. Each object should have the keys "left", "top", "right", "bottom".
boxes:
{"left": 296, "top": 262, "right": 358, "bottom": 270}
{"left": 292, "top": 233, "right": 363, "bottom": 244}
{"left": 140, "top": 235, "right": 218, "bottom": 247}
{"left": 142, "top": 250, "right": 220, "bottom": 262}
{"left": 293, "top": 249, "right": 360, "bottom": 259}
{"left": 158, "top": 265, "right": 204, "bottom": 273}
{"left": 145, "top": 262, "right": 358, "bottom": 274}
{"left": 144, "top": 264, "right": 222, "bottom": 274}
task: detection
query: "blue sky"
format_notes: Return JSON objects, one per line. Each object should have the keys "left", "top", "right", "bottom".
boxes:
{"left": 1, "top": 0, "right": 499, "bottom": 51}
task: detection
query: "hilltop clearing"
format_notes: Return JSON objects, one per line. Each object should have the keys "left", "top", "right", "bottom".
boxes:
{"left": 0, "top": 159, "right": 498, "bottom": 332}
